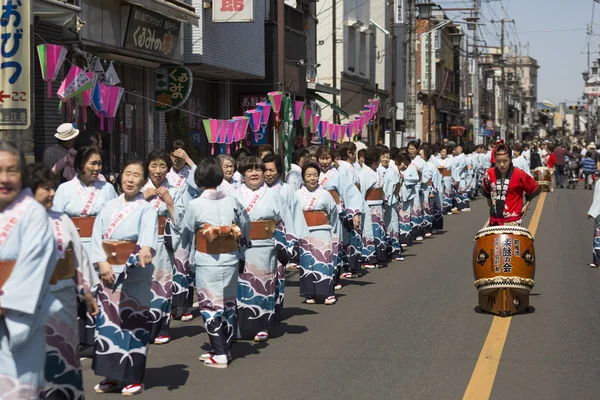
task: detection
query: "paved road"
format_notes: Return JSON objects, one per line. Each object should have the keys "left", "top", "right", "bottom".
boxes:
{"left": 82, "top": 186, "right": 600, "bottom": 399}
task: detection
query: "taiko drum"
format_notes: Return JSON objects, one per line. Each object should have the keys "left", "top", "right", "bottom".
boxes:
{"left": 472, "top": 225, "right": 536, "bottom": 295}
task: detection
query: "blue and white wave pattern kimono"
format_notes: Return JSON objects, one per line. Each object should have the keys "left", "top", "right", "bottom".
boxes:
{"left": 53, "top": 176, "right": 117, "bottom": 345}
{"left": 358, "top": 166, "right": 387, "bottom": 266}
{"left": 286, "top": 163, "right": 303, "bottom": 191}
{"left": 410, "top": 156, "right": 426, "bottom": 238}
{"left": 44, "top": 211, "right": 99, "bottom": 400}
{"left": 421, "top": 160, "right": 436, "bottom": 234}
{"left": 428, "top": 157, "right": 444, "bottom": 231}
{"left": 89, "top": 194, "right": 158, "bottom": 384}
{"left": 296, "top": 186, "right": 339, "bottom": 298}
{"left": 142, "top": 178, "right": 186, "bottom": 341}
{"left": 399, "top": 164, "right": 419, "bottom": 245}
{"left": 437, "top": 156, "right": 454, "bottom": 215}
{"left": 336, "top": 160, "right": 365, "bottom": 273}
{"left": 231, "top": 184, "right": 295, "bottom": 339}
{"left": 452, "top": 153, "right": 470, "bottom": 210}
{"left": 182, "top": 189, "right": 250, "bottom": 355}
{"left": 0, "top": 190, "right": 60, "bottom": 399}
{"left": 382, "top": 164, "right": 402, "bottom": 259}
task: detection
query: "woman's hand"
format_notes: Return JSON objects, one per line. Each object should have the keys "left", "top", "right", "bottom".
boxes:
{"left": 98, "top": 262, "right": 115, "bottom": 286}
{"left": 84, "top": 292, "right": 99, "bottom": 316}
{"left": 157, "top": 187, "right": 174, "bottom": 207}
{"left": 143, "top": 187, "right": 157, "bottom": 200}
{"left": 174, "top": 149, "right": 195, "bottom": 168}
{"left": 138, "top": 246, "right": 153, "bottom": 267}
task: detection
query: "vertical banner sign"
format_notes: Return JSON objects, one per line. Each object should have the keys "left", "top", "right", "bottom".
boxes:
{"left": 282, "top": 96, "right": 294, "bottom": 174}
{"left": 155, "top": 67, "right": 193, "bottom": 112}
{"left": 394, "top": 0, "right": 405, "bottom": 24}
{"left": 213, "top": 0, "right": 254, "bottom": 22}
{"left": 0, "top": 0, "right": 30, "bottom": 129}
{"left": 420, "top": 31, "right": 436, "bottom": 91}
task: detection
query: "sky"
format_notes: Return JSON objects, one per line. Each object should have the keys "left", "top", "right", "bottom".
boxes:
{"left": 439, "top": 0, "right": 592, "bottom": 106}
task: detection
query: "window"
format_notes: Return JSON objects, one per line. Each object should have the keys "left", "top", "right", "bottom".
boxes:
{"left": 347, "top": 26, "right": 356, "bottom": 72}
{"left": 359, "top": 32, "right": 367, "bottom": 76}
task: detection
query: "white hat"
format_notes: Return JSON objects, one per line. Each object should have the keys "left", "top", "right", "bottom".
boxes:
{"left": 589, "top": 142, "right": 596, "bottom": 149}
{"left": 355, "top": 141, "right": 368, "bottom": 152}
{"left": 54, "top": 123, "right": 80, "bottom": 141}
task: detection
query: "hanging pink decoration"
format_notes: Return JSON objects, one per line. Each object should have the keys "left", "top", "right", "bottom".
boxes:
{"left": 90, "top": 83, "right": 106, "bottom": 130}
{"left": 267, "top": 91, "right": 283, "bottom": 126}
{"left": 36, "top": 44, "right": 68, "bottom": 98}
{"left": 343, "top": 124, "right": 350, "bottom": 140}
{"left": 103, "top": 86, "right": 124, "bottom": 133}
{"left": 319, "top": 120, "right": 328, "bottom": 139}
{"left": 233, "top": 116, "right": 250, "bottom": 142}
{"left": 216, "top": 120, "right": 228, "bottom": 145}
{"left": 311, "top": 114, "right": 320, "bottom": 134}
{"left": 57, "top": 65, "right": 93, "bottom": 103}
{"left": 301, "top": 109, "right": 312, "bottom": 129}
{"left": 369, "top": 98, "right": 380, "bottom": 115}
{"left": 245, "top": 109, "right": 263, "bottom": 143}
{"left": 203, "top": 119, "right": 220, "bottom": 155}
{"left": 257, "top": 102, "right": 271, "bottom": 126}
{"left": 294, "top": 101, "right": 304, "bottom": 121}
{"left": 364, "top": 108, "right": 373, "bottom": 121}
{"left": 326, "top": 123, "right": 334, "bottom": 140}
{"left": 225, "top": 120, "right": 236, "bottom": 144}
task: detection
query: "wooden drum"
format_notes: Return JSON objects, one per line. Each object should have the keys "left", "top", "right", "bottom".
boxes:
{"left": 533, "top": 167, "right": 551, "bottom": 192}
{"left": 472, "top": 225, "right": 536, "bottom": 316}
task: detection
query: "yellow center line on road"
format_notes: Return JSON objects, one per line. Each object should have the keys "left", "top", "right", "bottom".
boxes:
{"left": 462, "top": 192, "right": 547, "bottom": 400}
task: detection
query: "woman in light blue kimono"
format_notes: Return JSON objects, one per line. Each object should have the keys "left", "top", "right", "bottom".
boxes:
{"left": 399, "top": 152, "right": 420, "bottom": 246}
{"left": 358, "top": 148, "right": 388, "bottom": 267}
{"left": 426, "top": 150, "right": 444, "bottom": 233}
{"left": 52, "top": 145, "right": 117, "bottom": 346}
{"left": 182, "top": 157, "right": 251, "bottom": 368}
{"left": 451, "top": 145, "right": 470, "bottom": 212}
{"left": 216, "top": 154, "right": 241, "bottom": 195}
{"left": 316, "top": 146, "right": 370, "bottom": 279}
{"left": 0, "top": 142, "right": 60, "bottom": 400}
{"left": 419, "top": 147, "right": 437, "bottom": 237}
{"left": 296, "top": 162, "right": 339, "bottom": 304}
{"left": 408, "top": 141, "right": 425, "bottom": 241}
{"left": 587, "top": 156, "right": 600, "bottom": 267}
{"left": 436, "top": 146, "right": 454, "bottom": 215}
{"left": 230, "top": 156, "right": 295, "bottom": 342}
{"left": 286, "top": 148, "right": 308, "bottom": 191}
{"left": 28, "top": 163, "right": 100, "bottom": 400}
{"left": 384, "top": 153, "right": 410, "bottom": 260}
{"left": 168, "top": 142, "right": 197, "bottom": 323}
{"left": 263, "top": 154, "right": 309, "bottom": 324}
{"left": 142, "top": 150, "right": 186, "bottom": 345}
{"left": 337, "top": 142, "right": 364, "bottom": 277}
{"left": 90, "top": 160, "right": 158, "bottom": 396}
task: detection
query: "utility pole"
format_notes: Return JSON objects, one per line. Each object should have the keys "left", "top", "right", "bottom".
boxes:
{"left": 277, "top": 0, "right": 285, "bottom": 156}
{"left": 332, "top": 0, "right": 338, "bottom": 124}
{"left": 405, "top": 0, "right": 417, "bottom": 143}
{"left": 472, "top": 0, "right": 481, "bottom": 144}
{"left": 389, "top": 0, "right": 396, "bottom": 147}
{"left": 493, "top": 18, "right": 513, "bottom": 141}
{"left": 427, "top": 26, "right": 432, "bottom": 143}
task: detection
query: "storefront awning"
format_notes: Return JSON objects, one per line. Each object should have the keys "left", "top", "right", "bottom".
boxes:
{"left": 124, "top": 0, "right": 200, "bottom": 26}
{"left": 307, "top": 82, "right": 341, "bottom": 96}
{"left": 313, "top": 93, "right": 350, "bottom": 119}
{"left": 33, "top": 0, "right": 81, "bottom": 24}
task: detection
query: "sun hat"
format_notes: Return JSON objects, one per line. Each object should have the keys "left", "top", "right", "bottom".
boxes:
{"left": 589, "top": 142, "right": 596, "bottom": 149}
{"left": 54, "top": 123, "right": 80, "bottom": 141}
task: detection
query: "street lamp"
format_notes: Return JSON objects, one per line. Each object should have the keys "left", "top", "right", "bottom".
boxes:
{"left": 416, "top": 2, "right": 437, "bottom": 20}
{"left": 583, "top": 71, "right": 590, "bottom": 82}
{"left": 464, "top": 16, "right": 479, "bottom": 31}
{"left": 448, "top": 32, "right": 464, "bottom": 47}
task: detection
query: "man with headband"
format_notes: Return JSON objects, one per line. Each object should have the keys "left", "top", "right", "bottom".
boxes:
{"left": 480, "top": 140, "right": 541, "bottom": 226}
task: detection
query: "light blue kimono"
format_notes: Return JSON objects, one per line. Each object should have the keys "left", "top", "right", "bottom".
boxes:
{"left": 451, "top": 153, "right": 470, "bottom": 210}
{"left": 89, "top": 194, "right": 158, "bottom": 384}
{"left": 0, "top": 189, "right": 60, "bottom": 399}
{"left": 399, "top": 164, "right": 419, "bottom": 244}
{"left": 182, "top": 189, "right": 251, "bottom": 355}
{"left": 296, "top": 186, "right": 339, "bottom": 299}
{"left": 141, "top": 178, "right": 186, "bottom": 341}
{"left": 428, "top": 156, "right": 444, "bottom": 231}
{"left": 358, "top": 166, "right": 387, "bottom": 266}
{"left": 52, "top": 176, "right": 117, "bottom": 345}
{"left": 410, "top": 156, "right": 426, "bottom": 239}
{"left": 382, "top": 165, "right": 402, "bottom": 259}
{"left": 286, "top": 163, "right": 303, "bottom": 191}
{"left": 336, "top": 160, "right": 363, "bottom": 271}
{"left": 588, "top": 180, "right": 600, "bottom": 265}
{"left": 231, "top": 184, "right": 295, "bottom": 339}
{"left": 437, "top": 156, "right": 454, "bottom": 214}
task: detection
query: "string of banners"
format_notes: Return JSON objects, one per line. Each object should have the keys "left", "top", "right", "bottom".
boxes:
{"left": 204, "top": 91, "right": 381, "bottom": 154}
{"left": 37, "top": 44, "right": 123, "bottom": 132}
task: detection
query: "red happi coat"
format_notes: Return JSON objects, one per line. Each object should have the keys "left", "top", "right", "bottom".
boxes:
{"left": 481, "top": 166, "right": 539, "bottom": 225}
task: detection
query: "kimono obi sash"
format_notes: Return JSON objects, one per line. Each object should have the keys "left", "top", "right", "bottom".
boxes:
{"left": 51, "top": 248, "right": 75, "bottom": 284}
{"left": 327, "top": 189, "right": 341, "bottom": 205}
{"left": 102, "top": 240, "right": 136, "bottom": 265}
{"left": 355, "top": 183, "right": 361, "bottom": 191}
{"left": 303, "top": 211, "right": 329, "bottom": 227}
{"left": 0, "top": 260, "right": 16, "bottom": 290}
{"left": 440, "top": 168, "right": 451, "bottom": 177}
{"left": 250, "top": 220, "right": 278, "bottom": 240}
{"left": 71, "top": 216, "right": 95, "bottom": 238}
{"left": 365, "top": 188, "right": 384, "bottom": 201}
{"left": 158, "top": 216, "right": 167, "bottom": 236}
{"left": 195, "top": 223, "right": 240, "bottom": 254}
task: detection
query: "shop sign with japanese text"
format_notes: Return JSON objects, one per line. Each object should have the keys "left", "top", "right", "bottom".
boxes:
{"left": 155, "top": 67, "right": 193, "bottom": 112}
{"left": 0, "top": 0, "right": 31, "bottom": 129}
{"left": 124, "top": 5, "right": 181, "bottom": 59}
{"left": 213, "top": 0, "right": 254, "bottom": 22}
